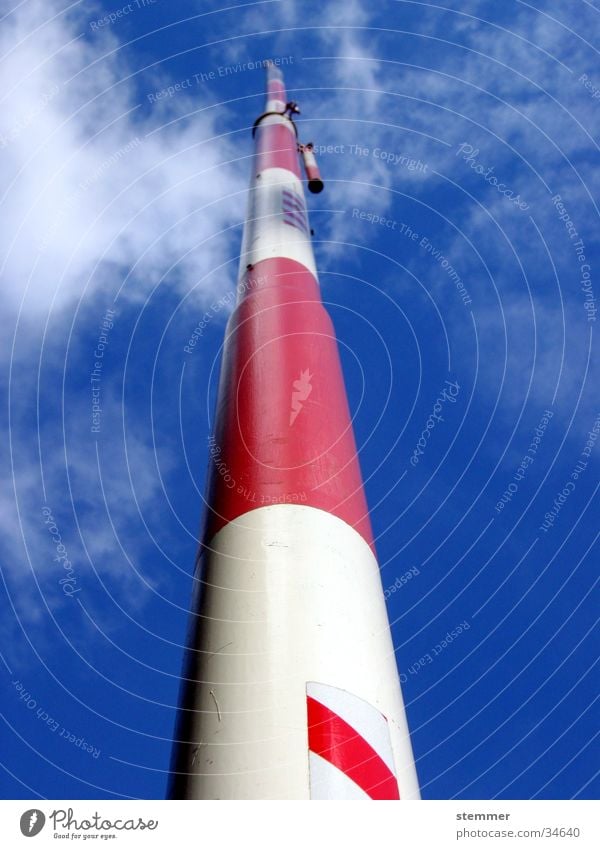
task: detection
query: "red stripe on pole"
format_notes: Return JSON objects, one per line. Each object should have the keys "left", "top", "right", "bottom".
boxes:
{"left": 307, "top": 696, "right": 400, "bottom": 800}
{"left": 267, "top": 78, "right": 286, "bottom": 101}
{"left": 203, "top": 257, "right": 374, "bottom": 551}
{"left": 266, "top": 62, "right": 286, "bottom": 103}
{"left": 255, "top": 122, "right": 301, "bottom": 178}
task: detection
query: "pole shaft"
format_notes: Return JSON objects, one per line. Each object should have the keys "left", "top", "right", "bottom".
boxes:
{"left": 169, "top": 62, "right": 420, "bottom": 800}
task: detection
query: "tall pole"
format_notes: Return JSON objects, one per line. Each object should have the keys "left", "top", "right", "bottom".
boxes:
{"left": 169, "top": 61, "right": 420, "bottom": 800}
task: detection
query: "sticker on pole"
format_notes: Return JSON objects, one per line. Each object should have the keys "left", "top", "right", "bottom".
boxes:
{"left": 306, "top": 682, "right": 400, "bottom": 800}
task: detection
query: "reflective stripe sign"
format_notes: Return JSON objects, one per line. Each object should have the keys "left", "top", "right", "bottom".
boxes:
{"left": 306, "top": 682, "right": 400, "bottom": 800}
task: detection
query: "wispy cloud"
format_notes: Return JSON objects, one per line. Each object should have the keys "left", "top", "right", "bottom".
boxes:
{"left": 0, "top": 0, "right": 245, "bottom": 316}
{"left": 2, "top": 0, "right": 598, "bottom": 628}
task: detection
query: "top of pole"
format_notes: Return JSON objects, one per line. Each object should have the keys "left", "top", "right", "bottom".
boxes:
{"left": 263, "top": 59, "right": 287, "bottom": 111}
{"left": 252, "top": 60, "right": 300, "bottom": 139}
{"left": 256, "top": 60, "right": 323, "bottom": 191}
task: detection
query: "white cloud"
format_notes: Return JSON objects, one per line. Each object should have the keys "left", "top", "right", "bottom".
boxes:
{"left": 0, "top": 0, "right": 245, "bottom": 317}
{"left": 0, "top": 1, "right": 247, "bottom": 624}
{"left": 2, "top": 386, "right": 183, "bottom": 636}
{"left": 3, "top": 0, "right": 599, "bottom": 625}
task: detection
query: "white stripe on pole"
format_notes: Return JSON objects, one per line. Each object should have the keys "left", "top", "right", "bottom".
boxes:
{"left": 238, "top": 167, "right": 317, "bottom": 279}
{"left": 308, "top": 753, "right": 371, "bottom": 800}
{"left": 180, "top": 504, "right": 420, "bottom": 800}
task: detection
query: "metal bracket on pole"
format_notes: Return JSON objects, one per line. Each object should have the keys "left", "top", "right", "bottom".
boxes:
{"left": 252, "top": 102, "right": 300, "bottom": 137}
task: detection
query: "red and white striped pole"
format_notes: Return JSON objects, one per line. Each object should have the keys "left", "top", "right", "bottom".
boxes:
{"left": 169, "top": 61, "right": 420, "bottom": 800}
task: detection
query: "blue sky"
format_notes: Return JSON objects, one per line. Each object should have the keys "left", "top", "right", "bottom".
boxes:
{"left": 0, "top": 0, "right": 598, "bottom": 800}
